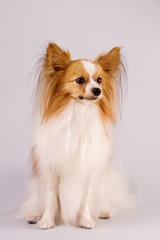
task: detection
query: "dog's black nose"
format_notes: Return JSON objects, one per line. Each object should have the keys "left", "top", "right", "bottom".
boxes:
{"left": 92, "top": 88, "right": 101, "bottom": 96}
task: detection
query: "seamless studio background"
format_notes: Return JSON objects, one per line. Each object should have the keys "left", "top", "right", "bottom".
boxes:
{"left": 0, "top": 0, "right": 160, "bottom": 239}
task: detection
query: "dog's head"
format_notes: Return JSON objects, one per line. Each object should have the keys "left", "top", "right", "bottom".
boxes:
{"left": 36, "top": 43, "right": 124, "bottom": 124}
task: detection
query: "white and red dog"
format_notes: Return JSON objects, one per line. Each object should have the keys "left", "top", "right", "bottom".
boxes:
{"left": 21, "top": 43, "right": 134, "bottom": 229}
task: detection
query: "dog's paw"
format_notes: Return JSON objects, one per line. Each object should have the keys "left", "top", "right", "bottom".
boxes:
{"left": 78, "top": 217, "right": 95, "bottom": 229}
{"left": 37, "top": 218, "right": 55, "bottom": 230}
{"left": 99, "top": 211, "right": 111, "bottom": 219}
{"left": 26, "top": 214, "right": 41, "bottom": 224}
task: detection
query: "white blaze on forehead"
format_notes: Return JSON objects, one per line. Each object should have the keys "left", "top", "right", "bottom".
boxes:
{"left": 81, "top": 60, "right": 100, "bottom": 95}
{"left": 82, "top": 60, "right": 96, "bottom": 78}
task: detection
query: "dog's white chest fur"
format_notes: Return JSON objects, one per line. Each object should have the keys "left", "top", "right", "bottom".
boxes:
{"left": 21, "top": 100, "right": 133, "bottom": 228}
{"left": 34, "top": 100, "right": 111, "bottom": 175}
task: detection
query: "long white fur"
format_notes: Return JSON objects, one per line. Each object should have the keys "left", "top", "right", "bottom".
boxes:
{"left": 37, "top": 101, "right": 111, "bottom": 225}
{"left": 20, "top": 61, "right": 136, "bottom": 229}
{"left": 20, "top": 100, "right": 135, "bottom": 228}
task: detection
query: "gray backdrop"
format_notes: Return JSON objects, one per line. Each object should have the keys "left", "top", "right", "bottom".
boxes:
{"left": 0, "top": 0, "right": 160, "bottom": 239}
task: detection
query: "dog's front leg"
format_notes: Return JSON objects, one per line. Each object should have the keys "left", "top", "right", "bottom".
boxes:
{"left": 78, "top": 189, "right": 95, "bottom": 229}
{"left": 37, "top": 175, "right": 57, "bottom": 229}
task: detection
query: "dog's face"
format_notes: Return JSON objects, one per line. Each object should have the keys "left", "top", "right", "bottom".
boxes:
{"left": 63, "top": 60, "right": 104, "bottom": 102}
{"left": 38, "top": 43, "right": 122, "bottom": 123}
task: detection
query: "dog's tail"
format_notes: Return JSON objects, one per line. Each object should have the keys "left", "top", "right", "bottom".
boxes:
{"left": 98, "top": 163, "right": 139, "bottom": 215}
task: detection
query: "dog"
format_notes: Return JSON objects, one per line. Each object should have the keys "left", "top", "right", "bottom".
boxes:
{"left": 21, "top": 43, "right": 134, "bottom": 229}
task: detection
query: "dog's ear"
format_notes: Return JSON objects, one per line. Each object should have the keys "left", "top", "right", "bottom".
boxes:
{"left": 95, "top": 47, "right": 121, "bottom": 76}
{"left": 45, "top": 43, "right": 71, "bottom": 71}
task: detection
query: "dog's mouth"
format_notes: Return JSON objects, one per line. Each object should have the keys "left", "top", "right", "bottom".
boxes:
{"left": 78, "top": 96, "right": 99, "bottom": 101}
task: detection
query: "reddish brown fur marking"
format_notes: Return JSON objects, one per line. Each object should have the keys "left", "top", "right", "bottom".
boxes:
{"left": 35, "top": 43, "right": 72, "bottom": 122}
{"left": 34, "top": 43, "right": 124, "bottom": 125}
{"left": 95, "top": 47, "right": 122, "bottom": 125}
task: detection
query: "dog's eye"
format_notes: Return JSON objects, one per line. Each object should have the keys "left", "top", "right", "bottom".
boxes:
{"left": 97, "top": 77, "right": 102, "bottom": 84}
{"left": 76, "top": 78, "right": 85, "bottom": 84}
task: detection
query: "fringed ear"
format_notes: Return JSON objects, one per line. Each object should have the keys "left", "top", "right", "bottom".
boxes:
{"left": 95, "top": 47, "right": 121, "bottom": 76}
{"left": 95, "top": 47, "right": 125, "bottom": 125}
{"left": 45, "top": 43, "right": 71, "bottom": 71}
{"left": 34, "top": 43, "right": 71, "bottom": 122}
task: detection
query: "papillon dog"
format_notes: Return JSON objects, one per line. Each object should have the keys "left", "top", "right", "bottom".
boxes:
{"left": 21, "top": 43, "right": 134, "bottom": 229}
